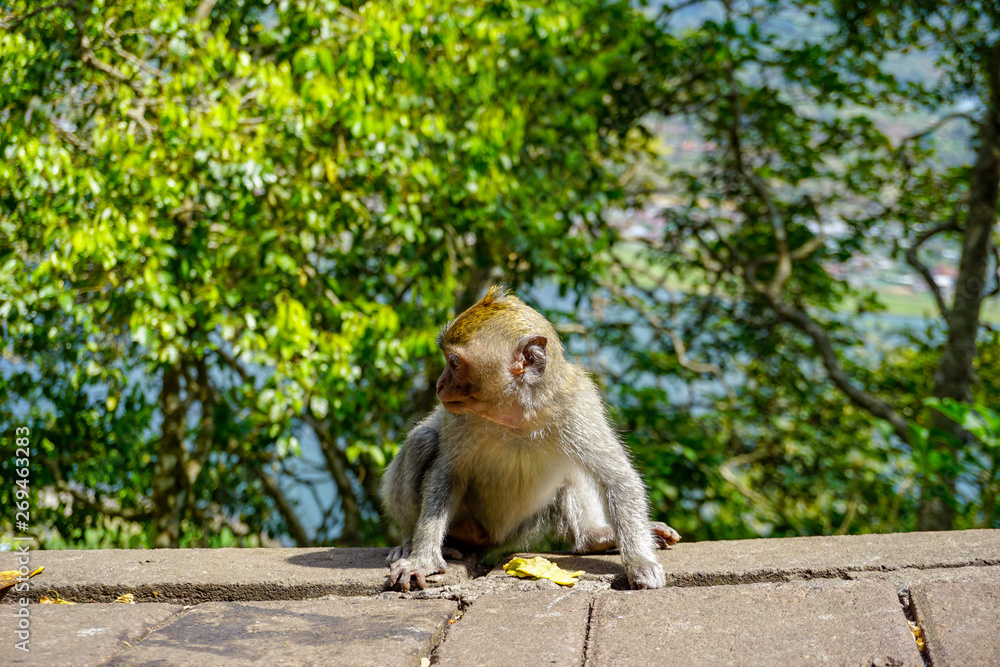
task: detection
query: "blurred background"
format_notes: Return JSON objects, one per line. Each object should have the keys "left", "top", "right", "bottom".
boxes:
{"left": 1, "top": 0, "right": 998, "bottom": 550}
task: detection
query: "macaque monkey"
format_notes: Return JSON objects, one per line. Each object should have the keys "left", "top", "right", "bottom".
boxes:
{"left": 379, "top": 286, "right": 679, "bottom": 591}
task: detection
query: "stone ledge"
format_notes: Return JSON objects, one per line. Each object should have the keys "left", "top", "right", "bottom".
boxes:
{"left": 911, "top": 582, "right": 1000, "bottom": 666}
{"left": 103, "top": 598, "right": 458, "bottom": 667}
{"left": 0, "top": 547, "right": 472, "bottom": 604}
{"left": 4, "top": 529, "right": 999, "bottom": 604}
{"left": 588, "top": 580, "right": 923, "bottom": 666}
{"left": 2, "top": 530, "right": 999, "bottom": 666}
{"left": 492, "top": 528, "right": 1000, "bottom": 588}
{"left": 4, "top": 603, "right": 184, "bottom": 667}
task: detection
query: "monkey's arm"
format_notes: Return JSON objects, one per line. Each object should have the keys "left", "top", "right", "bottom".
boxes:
{"left": 571, "top": 423, "right": 666, "bottom": 589}
{"left": 601, "top": 468, "right": 667, "bottom": 589}
{"left": 387, "top": 458, "right": 462, "bottom": 591}
{"left": 379, "top": 419, "right": 442, "bottom": 564}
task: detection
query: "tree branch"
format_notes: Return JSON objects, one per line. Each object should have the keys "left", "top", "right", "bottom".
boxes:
{"left": 903, "top": 218, "right": 961, "bottom": 322}
{"left": 987, "top": 243, "right": 1000, "bottom": 300}
{"left": 113, "top": 45, "right": 164, "bottom": 79}
{"left": 50, "top": 121, "right": 96, "bottom": 156}
{"left": 746, "top": 235, "right": 826, "bottom": 278}
{"left": 300, "top": 412, "right": 363, "bottom": 546}
{"left": 42, "top": 457, "right": 153, "bottom": 522}
{"left": 898, "top": 112, "right": 976, "bottom": 147}
{"left": 719, "top": 450, "right": 779, "bottom": 516}
{"left": 214, "top": 346, "right": 252, "bottom": 383}
{"left": 707, "top": 13, "right": 911, "bottom": 443}
{"left": 723, "top": 54, "right": 791, "bottom": 299}
{"left": 194, "top": 0, "right": 219, "bottom": 22}
{"left": 602, "top": 266, "right": 738, "bottom": 405}
{"left": 254, "top": 466, "right": 314, "bottom": 547}
{"left": 0, "top": 1, "right": 71, "bottom": 29}
{"left": 75, "top": 18, "right": 144, "bottom": 96}
{"left": 765, "top": 297, "right": 911, "bottom": 444}
{"left": 80, "top": 47, "right": 141, "bottom": 92}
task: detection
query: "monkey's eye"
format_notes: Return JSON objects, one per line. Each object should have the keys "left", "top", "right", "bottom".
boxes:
{"left": 448, "top": 354, "right": 460, "bottom": 370}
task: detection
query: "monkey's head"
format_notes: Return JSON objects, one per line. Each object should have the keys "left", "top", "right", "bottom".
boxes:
{"left": 435, "top": 285, "right": 565, "bottom": 429}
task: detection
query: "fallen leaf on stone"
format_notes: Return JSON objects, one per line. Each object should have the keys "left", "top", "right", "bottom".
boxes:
{"left": 0, "top": 566, "right": 43, "bottom": 589}
{"left": 503, "top": 557, "right": 584, "bottom": 586}
{"left": 40, "top": 593, "right": 74, "bottom": 604}
{"left": 908, "top": 621, "right": 926, "bottom": 652}
{"left": 114, "top": 593, "right": 135, "bottom": 604}
{"left": 0, "top": 567, "right": 44, "bottom": 600}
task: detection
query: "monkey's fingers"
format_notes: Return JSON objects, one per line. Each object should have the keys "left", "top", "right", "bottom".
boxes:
{"left": 389, "top": 572, "right": 413, "bottom": 593}
{"left": 629, "top": 561, "right": 666, "bottom": 590}
{"left": 387, "top": 559, "right": 437, "bottom": 592}
{"left": 387, "top": 545, "right": 411, "bottom": 564}
{"left": 388, "top": 559, "right": 413, "bottom": 591}
{"left": 651, "top": 522, "right": 681, "bottom": 548}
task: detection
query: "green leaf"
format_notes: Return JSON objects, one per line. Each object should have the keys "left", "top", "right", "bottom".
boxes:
{"left": 310, "top": 395, "right": 329, "bottom": 419}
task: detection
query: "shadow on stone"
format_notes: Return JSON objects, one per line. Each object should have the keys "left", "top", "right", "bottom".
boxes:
{"left": 285, "top": 549, "right": 482, "bottom": 592}
{"left": 284, "top": 548, "right": 392, "bottom": 570}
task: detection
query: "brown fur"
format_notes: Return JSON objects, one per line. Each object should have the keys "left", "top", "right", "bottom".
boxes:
{"left": 438, "top": 286, "right": 549, "bottom": 348}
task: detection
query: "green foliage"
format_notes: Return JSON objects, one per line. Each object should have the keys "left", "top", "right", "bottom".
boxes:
{"left": 925, "top": 399, "right": 1000, "bottom": 451}
{"left": 917, "top": 397, "right": 1000, "bottom": 528}
{"left": 595, "top": 0, "right": 999, "bottom": 537}
{"left": 0, "top": 0, "right": 655, "bottom": 548}
{"left": 1, "top": 0, "right": 997, "bottom": 549}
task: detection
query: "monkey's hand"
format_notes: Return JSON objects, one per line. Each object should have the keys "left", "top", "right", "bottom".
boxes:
{"left": 651, "top": 522, "right": 681, "bottom": 548}
{"left": 627, "top": 559, "right": 666, "bottom": 590}
{"left": 387, "top": 545, "right": 411, "bottom": 564}
{"left": 386, "top": 553, "right": 448, "bottom": 592}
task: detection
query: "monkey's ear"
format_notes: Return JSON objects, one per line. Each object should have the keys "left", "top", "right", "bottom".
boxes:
{"left": 512, "top": 335, "right": 547, "bottom": 384}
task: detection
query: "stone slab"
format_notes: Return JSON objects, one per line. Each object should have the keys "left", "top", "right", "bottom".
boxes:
{"left": 106, "top": 598, "right": 457, "bottom": 666}
{"left": 492, "top": 529, "right": 1000, "bottom": 587}
{"left": 0, "top": 547, "right": 472, "bottom": 603}
{"left": 911, "top": 582, "right": 1000, "bottom": 666}
{"left": 2, "top": 603, "right": 183, "bottom": 666}
{"left": 849, "top": 564, "right": 1000, "bottom": 592}
{"left": 436, "top": 590, "right": 591, "bottom": 666}
{"left": 588, "top": 579, "right": 923, "bottom": 666}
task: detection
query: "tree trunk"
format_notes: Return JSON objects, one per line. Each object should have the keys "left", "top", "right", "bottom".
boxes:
{"left": 152, "top": 360, "right": 187, "bottom": 547}
{"left": 921, "top": 42, "right": 1000, "bottom": 531}
{"left": 303, "top": 414, "right": 363, "bottom": 546}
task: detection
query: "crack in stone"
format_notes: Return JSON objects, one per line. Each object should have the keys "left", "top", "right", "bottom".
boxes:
{"left": 659, "top": 559, "right": 1000, "bottom": 589}
{"left": 897, "top": 591, "right": 932, "bottom": 667}
{"left": 581, "top": 596, "right": 596, "bottom": 667}
{"left": 426, "top": 605, "right": 463, "bottom": 666}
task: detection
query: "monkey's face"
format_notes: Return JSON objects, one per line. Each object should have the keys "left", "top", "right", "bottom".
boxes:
{"left": 436, "top": 346, "right": 478, "bottom": 412}
{"left": 436, "top": 344, "right": 505, "bottom": 413}
{"left": 435, "top": 337, "right": 547, "bottom": 430}
{"left": 436, "top": 344, "right": 519, "bottom": 426}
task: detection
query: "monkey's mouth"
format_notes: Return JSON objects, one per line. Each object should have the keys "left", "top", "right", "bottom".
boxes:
{"left": 441, "top": 400, "right": 468, "bottom": 412}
